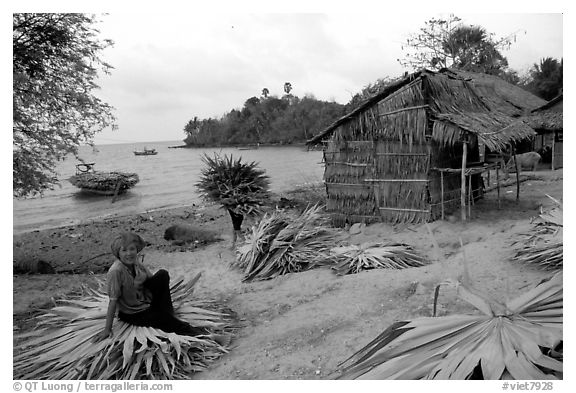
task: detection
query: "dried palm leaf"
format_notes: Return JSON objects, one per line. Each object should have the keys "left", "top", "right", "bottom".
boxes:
{"left": 511, "top": 197, "right": 563, "bottom": 271}
{"left": 14, "top": 275, "right": 236, "bottom": 380}
{"left": 69, "top": 171, "right": 139, "bottom": 193}
{"left": 511, "top": 238, "right": 563, "bottom": 271}
{"left": 315, "top": 242, "right": 429, "bottom": 275}
{"left": 235, "top": 205, "right": 336, "bottom": 282}
{"left": 335, "top": 272, "right": 562, "bottom": 380}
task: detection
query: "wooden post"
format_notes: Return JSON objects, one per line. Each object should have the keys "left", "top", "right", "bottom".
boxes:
{"left": 551, "top": 132, "right": 556, "bottom": 170}
{"left": 496, "top": 163, "right": 501, "bottom": 209}
{"left": 461, "top": 142, "right": 468, "bottom": 221}
{"left": 440, "top": 171, "right": 445, "bottom": 220}
{"left": 511, "top": 145, "right": 520, "bottom": 201}
{"left": 112, "top": 180, "right": 123, "bottom": 204}
{"left": 468, "top": 174, "right": 472, "bottom": 217}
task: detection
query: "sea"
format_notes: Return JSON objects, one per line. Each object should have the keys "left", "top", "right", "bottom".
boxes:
{"left": 12, "top": 141, "right": 325, "bottom": 234}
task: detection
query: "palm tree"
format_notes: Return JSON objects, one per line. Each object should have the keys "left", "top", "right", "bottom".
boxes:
{"left": 195, "top": 153, "right": 270, "bottom": 246}
{"left": 283, "top": 82, "right": 292, "bottom": 95}
{"left": 444, "top": 25, "right": 508, "bottom": 73}
{"left": 261, "top": 87, "right": 269, "bottom": 98}
{"left": 529, "top": 57, "right": 563, "bottom": 100}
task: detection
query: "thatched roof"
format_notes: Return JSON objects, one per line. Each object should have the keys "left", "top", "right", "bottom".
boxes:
{"left": 524, "top": 94, "right": 563, "bottom": 131}
{"left": 307, "top": 69, "right": 545, "bottom": 151}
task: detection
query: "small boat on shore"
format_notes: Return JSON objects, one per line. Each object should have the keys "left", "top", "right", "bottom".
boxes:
{"left": 68, "top": 164, "right": 139, "bottom": 197}
{"left": 134, "top": 147, "right": 158, "bottom": 156}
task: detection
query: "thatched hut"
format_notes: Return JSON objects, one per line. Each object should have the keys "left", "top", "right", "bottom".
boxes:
{"left": 306, "top": 69, "right": 545, "bottom": 226}
{"left": 524, "top": 94, "right": 563, "bottom": 170}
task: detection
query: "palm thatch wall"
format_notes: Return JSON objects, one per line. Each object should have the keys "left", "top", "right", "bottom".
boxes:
{"left": 312, "top": 69, "right": 544, "bottom": 226}
{"left": 524, "top": 95, "right": 563, "bottom": 169}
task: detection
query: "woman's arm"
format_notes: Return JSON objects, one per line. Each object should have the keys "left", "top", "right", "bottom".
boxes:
{"left": 94, "top": 299, "right": 118, "bottom": 342}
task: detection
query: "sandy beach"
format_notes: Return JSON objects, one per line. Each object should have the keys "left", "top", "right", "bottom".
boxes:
{"left": 13, "top": 170, "right": 562, "bottom": 379}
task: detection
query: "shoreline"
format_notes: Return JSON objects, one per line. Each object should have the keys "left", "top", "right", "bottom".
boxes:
{"left": 12, "top": 185, "right": 325, "bottom": 276}
{"left": 13, "top": 201, "right": 206, "bottom": 236}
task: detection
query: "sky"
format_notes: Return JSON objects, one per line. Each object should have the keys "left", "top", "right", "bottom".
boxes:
{"left": 87, "top": 9, "right": 563, "bottom": 145}
{"left": 4, "top": 1, "right": 567, "bottom": 147}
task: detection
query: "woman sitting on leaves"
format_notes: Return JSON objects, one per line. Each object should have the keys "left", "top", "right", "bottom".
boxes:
{"left": 95, "top": 232, "right": 230, "bottom": 346}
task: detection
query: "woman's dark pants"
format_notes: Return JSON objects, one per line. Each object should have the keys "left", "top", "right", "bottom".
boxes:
{"left": 118, "top": 269, "right": 208, "bottom": 336}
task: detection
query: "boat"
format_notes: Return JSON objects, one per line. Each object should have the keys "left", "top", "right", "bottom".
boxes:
{"left": 68, "top": 164, "right": 139, "bottom": 196}
{"left": 134, "top": 147, "right": 158, "bottom": 156}
{"left": 238, "top": 143, "right": 260, "bottom": 151}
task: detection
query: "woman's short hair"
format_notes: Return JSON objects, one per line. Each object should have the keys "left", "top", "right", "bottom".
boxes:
{"left": 110, "top": 232, "right": 146, "bottom": 258}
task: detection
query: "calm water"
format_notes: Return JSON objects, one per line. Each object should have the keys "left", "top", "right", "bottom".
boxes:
{"left": 13, "top": 141, "right": 324, "bottom": 234}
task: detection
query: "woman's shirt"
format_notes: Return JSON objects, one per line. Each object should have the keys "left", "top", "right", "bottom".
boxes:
{"left": 106, "top": 259, "right": 153, "bottom": 314}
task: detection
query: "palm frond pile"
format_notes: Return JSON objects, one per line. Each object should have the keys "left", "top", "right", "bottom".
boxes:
{"left": 511, "top": 196, "right": 562, "bottom": 271}
{"left": 314, "top": 241, "right": 429, "bottom": 275}
{"left": 235, "top": 205, "right": 337, "bottom": 282}
{"left": 335, "top": 272, "right": 562, "bottom": 380}
{"left": 14, "top": 275, "right": 236, "bottom": 380}
{"left": 195, "top": 153, "right": 270, "bottom": 216}
{"left": 69, "top": 171, "right": 139, "bottom": 194}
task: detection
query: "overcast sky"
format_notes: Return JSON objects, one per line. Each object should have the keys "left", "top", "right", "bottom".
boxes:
{"left": 74, "top": 10, "right": 563, "bottom": 145}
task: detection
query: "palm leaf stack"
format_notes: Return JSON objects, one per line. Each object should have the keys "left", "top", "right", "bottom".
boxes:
{"left": 195, "top": 153, "right": 270, "bottom": 216}
{"left": 14, "top": 274, "right": 236, "bottom": 380}
{"left": 68, "top": 171, "right": 139, "bottom": 194}
{"left": 235, "top": 205, "right": 337, "bottom": 282}
{"left": 314, "top": 241, "right": 429, "bottom": 275}
{"left": 335, "top": 272, "right": 562, "bottom": 380}
{"left": 511, "top": 196, "right": 562, "bottom": 271}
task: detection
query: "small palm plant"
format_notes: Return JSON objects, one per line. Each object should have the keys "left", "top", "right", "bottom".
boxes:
{"left": 13, "top": 274, "right": 236, "bottom": 380}
{"left": 335, "top": 272, "right": 562, "bottom": 380}
{"left": 196, "top": 153, "right": 270, "bottom": 246}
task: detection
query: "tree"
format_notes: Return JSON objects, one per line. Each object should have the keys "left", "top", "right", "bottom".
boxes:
{"left": 283, "top": 82, "right": 292, "bottom": 95}
{"left": 346, "top": 76, "right": 403, "bottom": 110}
{"left": 443, "top": 25, "right": 509, "bottom": 74}
{"left": 13, "top": 13, "right": 116, "bottom": 197}
{"left": 399, "top": 14, "right": 515, "bottom": 74}
{"left": 261, "top": 87, "right": 269, "bottom": 98}
{"left": 525, "top": 57, "right": 563, "bottom": 100}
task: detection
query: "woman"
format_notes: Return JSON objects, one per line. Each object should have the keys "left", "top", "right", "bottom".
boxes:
{"left": 95, "top": 232, "right": 229, "bottom": 345}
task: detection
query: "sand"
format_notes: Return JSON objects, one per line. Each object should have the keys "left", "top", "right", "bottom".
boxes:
{"left": 12, "top": 170, "right": 562, "bottom": 379}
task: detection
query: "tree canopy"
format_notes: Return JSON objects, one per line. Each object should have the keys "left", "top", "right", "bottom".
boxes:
{"left": 523, "top": 57, "right": 563, "bottom": 100}
{"left": 13, "top": 13, "right": 116, "bottom": 197}
{"left": 399, "top": 14, "right": 515, "bottom": 75}
{"left": 183, "top": 90, "right": 345, "bottom": 147}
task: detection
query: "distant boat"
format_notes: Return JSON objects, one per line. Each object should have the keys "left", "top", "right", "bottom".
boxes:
{"left": 134, "top": 147, "right": 158, "bottom": 156}
{"left": 68, "top": 163, "right": 139, "bottom": 197}
{"left": 238, "top": 143, "right": 260, "bottom": 151}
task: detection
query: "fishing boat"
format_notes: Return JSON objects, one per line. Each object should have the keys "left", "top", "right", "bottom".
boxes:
{"left": 237, "top": 143, "right": 260, "bottom": 151}
{"left": 134, "top": 147, "right": 158, "bottom": 156}
{"left": 68, "top": 163, "right": 139, "bottom": 196}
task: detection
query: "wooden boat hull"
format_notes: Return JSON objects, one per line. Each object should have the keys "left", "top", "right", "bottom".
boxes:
{"left": 134, "top": 151, "right": 158, "bottom": 156}
{"left": 77, "top": 188, "right": 128, "bottom": 196}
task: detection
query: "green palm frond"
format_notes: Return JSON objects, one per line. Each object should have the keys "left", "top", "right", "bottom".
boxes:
{"left": 14, "top": 275, "right": 236, "bottom": 380}
{"left": 314, "top": 242, "right": 429, "bottom": 275}
{"left": 195, "top": 153, "right": 270, "bottom": 216}
{"left": 335, "top": 272, "right": 562, "bottom": 380}
{"left": 235, "top": 205, "right": 336, "bottom": 282}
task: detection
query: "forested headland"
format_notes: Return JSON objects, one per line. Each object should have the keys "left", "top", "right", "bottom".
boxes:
{"left": 182, "top": 91, "right": 346, "bottom": 147}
